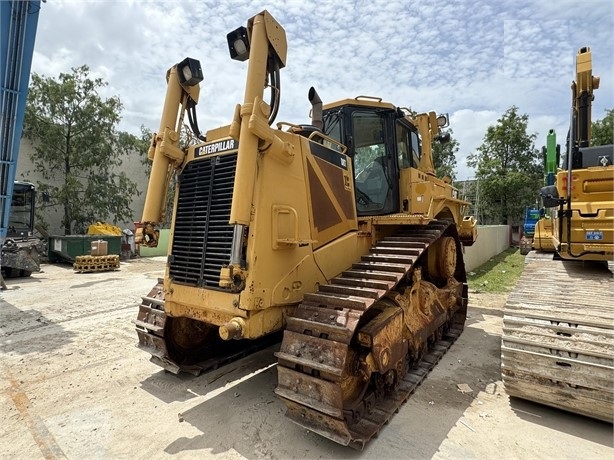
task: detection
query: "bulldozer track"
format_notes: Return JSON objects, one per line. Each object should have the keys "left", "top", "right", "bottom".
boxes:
{"left": 501, "top": 254, "right": 614, "bottom": 423}
{"left": 275, "top": 221, "right": 467, "bottom": 448}
{"left": 134, "top": 282, "right": 283, "bottom": 376}
{"left": 133, "top": 220, "right": 468, "bottom": 446}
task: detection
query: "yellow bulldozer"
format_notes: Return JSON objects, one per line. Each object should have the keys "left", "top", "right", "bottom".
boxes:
{"left": 134, "top": 10, "right": 477, "bottom": 447}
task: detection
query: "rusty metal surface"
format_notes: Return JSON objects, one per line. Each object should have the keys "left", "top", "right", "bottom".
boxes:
{"left": 73, "top": 255, "right": 120, "bottom": 273}
{"left": 501, "top": 256, "right": 614, "bottom": 422}
{"left": 275, "top": 221, "right": 468, "bottom": 448}
{"left": 133, "top": 221, "right": 469, "bottom": 447}
{"left": 133, "top": 281, "right": 283, "bottom": 376}
{"left": 1, "top": 237, "right": 42, "bottom": 277}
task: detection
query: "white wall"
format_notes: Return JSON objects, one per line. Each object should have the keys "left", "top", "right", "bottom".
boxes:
{"left": 462, "top": 225, "right": 511, "bottom": 272}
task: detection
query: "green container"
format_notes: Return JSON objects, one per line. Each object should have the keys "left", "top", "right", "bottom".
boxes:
{"left": 48, "top": 235, "right": 121, "bottom": 262}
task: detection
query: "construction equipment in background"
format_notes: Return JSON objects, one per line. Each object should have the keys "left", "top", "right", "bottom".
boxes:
{"left": 519, "top": 206, "right": 540, "bottom": 255}
{"left": 0, "top": 181, "right": 43, "bottom": 280}
{"left": 531, "top": 212, "right": 555, "bottom": 252}
{"left": 502, "top": 46, "right": 613, "bottom": 422}
{"left": 0, "top": 1, "right": 42, "bottom": 287}
{"left": 532, "top": 129, "right": 560, "bottom": 253}
{"left": 522, "top": 207, "right": 540, "bottom": 239}
{"left": 134, "top": 10, "right": 476, "bottom": 448}
{"left": 520, "top": 130, "right": 561, "bottom": 255}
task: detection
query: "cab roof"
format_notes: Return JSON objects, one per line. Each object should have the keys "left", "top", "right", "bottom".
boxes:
{"left": 323, "top": 96, "right": 396, "bottom": 111}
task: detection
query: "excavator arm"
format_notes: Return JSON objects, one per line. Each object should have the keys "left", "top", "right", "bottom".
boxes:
{"left": 136, "top": 58, "right": 203, "bottom": 247}
{"left": 573, "top": 46, "right": 599, "bottom": 149}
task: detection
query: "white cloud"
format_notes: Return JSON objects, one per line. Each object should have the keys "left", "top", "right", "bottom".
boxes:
{"left": 450, "top": 109, "right": 499, "bottom": 180}
{"left": 28, "top": 0, "right": 614, "bottom": 180}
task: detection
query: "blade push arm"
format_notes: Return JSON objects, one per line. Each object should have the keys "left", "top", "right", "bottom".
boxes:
{"left": 413, "top": 111, "right": 450, "bottom": 176}
{"left": 136, "top": 58, "right": 203, "bottom": 247}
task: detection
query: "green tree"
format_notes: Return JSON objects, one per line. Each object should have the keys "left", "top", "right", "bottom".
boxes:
{"left": 591, "top": 108, "right": 614, "bottom": 146}
{"left": 23, "top": 66, "right": 145, "bottom": 234}
{"left": 133, "top": 125, "right": 153, "bottom": 171}
{"left": 433, "top": 127, "right": 459, "bottom": 180}
{"left": 467, "top": 106, "right": 542, "bottom": 225}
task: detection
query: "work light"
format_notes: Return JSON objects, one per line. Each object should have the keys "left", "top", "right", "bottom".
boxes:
{"left": 177, "top": 57, "right": 203, "bottom": 86}
{"left": 227, "top": 26, "right": 250, "bottom": 61}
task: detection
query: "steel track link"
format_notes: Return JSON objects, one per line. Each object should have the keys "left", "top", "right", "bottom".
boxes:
{"left": 132, "top": 221, "right": 468, "bottom": 446}
{"left": 501, "top": 255, "right": 614, "bottom": 422}
{"left": 134, "top": 281, "right": 282, "bottom": 375}
{"left": 275, "top": 221, "right": 468, "bottom": 448}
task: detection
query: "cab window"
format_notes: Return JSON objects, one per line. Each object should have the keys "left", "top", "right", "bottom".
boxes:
{"left": 396, "top": 122, "right": 411, "bottom": 168}
{"left": 352, "top": 111, "right": 392, "bottom": 213}
{"left": 410, "top": 130, "right": 421, "bottom": 167}
{"left": 396, "top": 121, "right": 421, "bottom": 169}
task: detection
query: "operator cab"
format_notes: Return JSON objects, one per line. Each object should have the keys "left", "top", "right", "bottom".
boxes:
{"left": 322, "top": 100, "right": 421, "bottom": 216}
{"left": 7, "top": 181, "right": 35, "bottom": 238}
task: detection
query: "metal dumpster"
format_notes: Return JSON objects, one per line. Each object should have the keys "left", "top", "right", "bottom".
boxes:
{"left": 48, "top": 235, "right": 121, "bottom": 263}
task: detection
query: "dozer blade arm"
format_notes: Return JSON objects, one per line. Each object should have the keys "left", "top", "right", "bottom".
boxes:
{"left": 136, "top": 58, "right": 203, "bottom": 247}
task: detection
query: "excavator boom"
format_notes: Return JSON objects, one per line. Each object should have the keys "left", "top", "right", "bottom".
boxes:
{"left": 502, "top": 46, "right": 614, "bottom": 422}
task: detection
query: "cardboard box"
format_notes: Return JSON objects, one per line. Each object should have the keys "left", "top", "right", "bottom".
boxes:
{"left": 91, "top": 240, "right": 108, "bottom": 256}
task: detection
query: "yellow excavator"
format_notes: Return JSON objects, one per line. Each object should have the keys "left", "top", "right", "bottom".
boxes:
{"left": 134, "top": 10, "right": 477, "bottom": 447}
{"left": 502, "top": 47, "right": 613, "bottom": 422}
{"left": 522, "top": 130, "right": 559, "bottom": 254}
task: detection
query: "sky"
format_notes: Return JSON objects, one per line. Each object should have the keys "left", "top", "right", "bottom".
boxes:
{"left": 29, "top": 0, "right": 614, "bottom": 180}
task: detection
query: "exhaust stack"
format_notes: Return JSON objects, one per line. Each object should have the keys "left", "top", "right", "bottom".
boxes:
{"left": 308, "top": 87, "right": 323, "bottom": 131}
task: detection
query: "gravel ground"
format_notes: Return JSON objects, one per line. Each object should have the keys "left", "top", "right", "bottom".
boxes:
{"left": 1, "top": 258, "right": 612, "bottom": 459}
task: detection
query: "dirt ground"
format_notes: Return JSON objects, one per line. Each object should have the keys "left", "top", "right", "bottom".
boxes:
{"left": 1, "top": 258, "right": 612, "bottom": 459}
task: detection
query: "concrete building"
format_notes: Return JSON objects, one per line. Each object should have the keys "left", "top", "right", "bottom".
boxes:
{"left": 15, "top": 138, "right": 149, "bottom": 235}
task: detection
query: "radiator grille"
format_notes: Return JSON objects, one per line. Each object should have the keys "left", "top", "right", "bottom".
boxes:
{"left": 169, "top": 153, "right": 237, "bottom": 287}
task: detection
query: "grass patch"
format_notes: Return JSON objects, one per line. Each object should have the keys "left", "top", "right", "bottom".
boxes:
{"left": 467, "top": 247, "right": 525, "bottom": 293}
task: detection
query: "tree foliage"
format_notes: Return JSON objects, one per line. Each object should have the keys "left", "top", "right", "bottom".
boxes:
{"left": 24, "top": 66, "right": 146, "bottom": 234}
{"left": 467, "top": 106, "right": 542, "bottom": 225}
{"left": 432, "top": 127, "right": 459, "bottom": 180}
{"left": 591, "top": 108, "right": 614, "bottom": 146}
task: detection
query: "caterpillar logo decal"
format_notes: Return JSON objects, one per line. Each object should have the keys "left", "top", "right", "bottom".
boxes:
{"left": 195, "top": 139, "right": 238, "bottom": 157}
